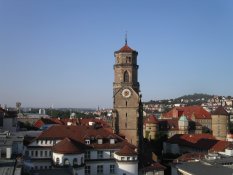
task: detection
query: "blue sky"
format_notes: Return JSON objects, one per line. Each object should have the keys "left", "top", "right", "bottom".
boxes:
{"left": 0, "top": 0, "right": 233, "bottom": 108}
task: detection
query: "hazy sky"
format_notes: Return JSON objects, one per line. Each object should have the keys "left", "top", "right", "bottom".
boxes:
{"left": 1, "top": 0, "right": 233, "bottom": 108}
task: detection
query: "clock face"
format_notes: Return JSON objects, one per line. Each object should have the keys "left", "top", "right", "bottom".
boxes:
{"left": 122, "top": 88, "right": 131, "bottom": 98}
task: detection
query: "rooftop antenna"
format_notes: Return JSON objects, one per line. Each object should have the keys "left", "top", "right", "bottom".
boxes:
{"left": 125, "top": 31, "right": 128, "bottom": 45}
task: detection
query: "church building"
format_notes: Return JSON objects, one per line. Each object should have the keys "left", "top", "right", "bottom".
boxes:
{"left": 112, "top": 39, "right": 143, "bottom": 150}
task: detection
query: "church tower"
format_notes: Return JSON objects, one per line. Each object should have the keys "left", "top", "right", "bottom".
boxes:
{"left": 113, "top": 39, "right": 143, "bottom": 149}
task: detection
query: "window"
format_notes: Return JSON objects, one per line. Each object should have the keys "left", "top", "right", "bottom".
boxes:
{"left": 110, "top": 164, "right": 115, "bottom": 174}
{"left": 97, "top": 165, "right": 103, "bottom": 174}
{"left": 123, "top": 71, "right": 129, "bottom": 83}
{"left": 45, "top": 150, "right": 47, "bottom": 157}
{"left": 56, "top": 158, "right": 60, "bottom": 165}
{"left": 31, "top": 150, "right": 34, "bottom": 157}
{"left": 35, "top": 151, "right": 38, "bottom": 157}
{"left": 125, "top": 113, "right": 128, "bottom": 128}
{"left": 110, "top": 150, "right": 114, "bottom": 158}
{"left": 127, "top": 57, "right": 131, "bottom": 63}
{"left": 97, "top": 151, "right": 103, "bottom": 159}
{"left": 40, "top": 150, "right": 43, "bottom": 157}
{"left": 73, "top": 158, "right": 78, "bottom": 165}
{"left": 110, "top": 139, "right": 115, "bottom": 144}
{"left": 85, "top": 166, "right": 91, "bottom": 175}
{"left": 98, "top": 139, "right": 103, "bottom": 144}
{"left": 85, "top": 139, "right": 90, "bottom": 145}
{"left": 85, "top": 151, "right": 90, "bottom": 159}
{"left": 64, "top": 158, "right": 70, "bottom": 166}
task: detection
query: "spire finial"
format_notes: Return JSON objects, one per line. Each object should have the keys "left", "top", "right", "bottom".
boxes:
{"left": 125, "top": 31, "right": 127, "bottom": 45}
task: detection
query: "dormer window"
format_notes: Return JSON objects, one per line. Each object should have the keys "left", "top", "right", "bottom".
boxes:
{"left": 110, "top": 139, "right": 115, "bottom": 144}
{"left": 85, "top": 139, "right": 90, "bottom": 145}
{"left": 98, "top": 139, "right": 103, "bottom": 144}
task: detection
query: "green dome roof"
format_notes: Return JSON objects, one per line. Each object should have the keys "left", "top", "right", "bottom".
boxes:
{"left": 179, "top": 115, "right": 188, "bottom": 122}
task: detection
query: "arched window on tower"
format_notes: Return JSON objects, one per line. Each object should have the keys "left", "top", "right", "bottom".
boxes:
{"left": 124, "top": 71, "right": 129, "bottom": 83}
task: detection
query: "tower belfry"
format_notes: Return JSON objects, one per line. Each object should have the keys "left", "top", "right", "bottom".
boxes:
{"left": 112, "top": 39, "right": 143, "bottom": 149}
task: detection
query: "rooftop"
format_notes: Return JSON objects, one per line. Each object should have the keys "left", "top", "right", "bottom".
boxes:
{"left": 167, "top": 134, "right": 231, "bottom": 152}
{"left": 29, "top": 125, "right": 133, "bottom": 150}
{"left": 212, "top": 106, "right": 229, "bottom": 116}
{"left": 115, "top": 145, "right": 137, "bottom": 156}
{"left": 52, "top": 138, "right": 85, "bottom": 154}
{"left": 176, "top": 161, "right": 233, "bottom": 175}
{"left": 144, "top": 115, "right": 158, "bottom": 124}
{"left": 163, "top": 105, "right": 211, "bottom": 119}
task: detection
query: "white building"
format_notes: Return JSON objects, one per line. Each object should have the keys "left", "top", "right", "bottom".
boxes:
{"left": 24, "top": 124, "right": 138, "bottom": 175}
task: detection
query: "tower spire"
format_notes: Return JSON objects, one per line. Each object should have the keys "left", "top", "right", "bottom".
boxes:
{"left": 125, "top": 31, "right": 127, "bottom": 45}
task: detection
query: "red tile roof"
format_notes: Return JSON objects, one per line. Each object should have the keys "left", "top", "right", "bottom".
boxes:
{"left": 163, "top": 106, "right": 211, "bottom": 120}
{"left": 115, "top": 145, "right": 137, "bottom": 156}
{"left": 80, "top": 118, "right": 110, "bottom": 127}
{"left": 34, "top": 118, "right": 61, "bottom": 128}
{"left": 144, "top": 115, "right": 159, "bottom": 124}
{"left": 35, "top": 125, "right": 131, "bottom": 150}
{"left": 209, "top": 140, "right": 230, "bottom": 152}
{"left": 167, "top": 134, "right": 230, "bottom": 152}
{"left": 212, "top": 106, "right": 229, "bottom": 116}
{"left": 141, "top": 162, "right": 166, "bottom": 172}
{"left": 174, "top": 152, "right": 205, "bottom": 163}
{"left": 159, "top": 118, "right": 179, "bottom": 131}
{"left": 52, "top": 138, "right": 84, "bottom": 154}
{"left": 119, "top": 44, "right": 134, "bottom": 52}
{"left": 158, "top": 118, "right": 202, "bottom": 132}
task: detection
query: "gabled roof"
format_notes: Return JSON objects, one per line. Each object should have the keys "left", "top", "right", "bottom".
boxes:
{"left": 163, "top": 106, "right": 211, "bottom": 120}
{"left": 34, "top": 125, "right": 131, "bottom": 150}
{"left": 167, "top": 134, "right": 230, "bottom": 152}
{"left": 34, "top": 118, "right": 63, "bottom": 128}
{"left": 52, "top": 138, "right": 85, "bottom": 154}
{"left": 212, "top": 106, "right": 229, "bottom": 116}
{"left": 118, "top": 44, "right": 134, "bottom": 52}
{"left": 144, "top": 115, "right": 159, "bottom": 124}
{"left": 174, "top": 152, "right": 205, "bottom": 163}
{"left": 115, "top": 145, "right": 137, "bottom": 156}
{"left": 159, "top": 118, "right": 179, "bottom": 131}
{"left": 141, "top": 162, "right": 166, "bottom": 172}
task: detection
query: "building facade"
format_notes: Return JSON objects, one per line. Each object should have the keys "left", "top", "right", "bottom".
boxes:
{"left": 212, "top": 106, "right": 229, "bottom": 141}
{"left": 24, "top": 124, "right": 138, "bottom": 175}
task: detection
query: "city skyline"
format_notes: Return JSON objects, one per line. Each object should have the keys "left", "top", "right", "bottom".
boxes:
{"left": 1, "top": 0, "right": 233, "bottom": 108}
